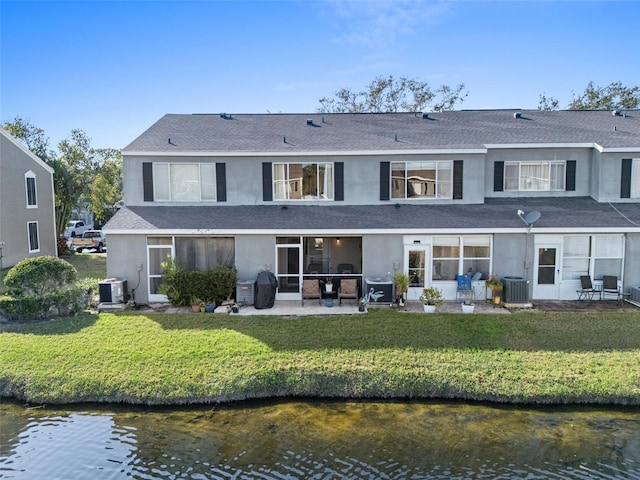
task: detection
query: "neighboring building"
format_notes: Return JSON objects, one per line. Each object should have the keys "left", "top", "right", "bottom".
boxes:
{"left": 104, "top": 110, "right": 640, "bottom": 304}
{"left": 0, "top": 127, "right": 57, "bottom": 269}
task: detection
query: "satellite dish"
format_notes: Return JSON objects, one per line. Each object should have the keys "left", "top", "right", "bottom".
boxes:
{"left": 524, "top": 211, "right": 541, "bottom": 225}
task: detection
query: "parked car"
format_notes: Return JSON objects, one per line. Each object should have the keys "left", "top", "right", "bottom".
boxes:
{"left": 72, "top": 230, "right": 106, "bottom": 253}
{"left": 64, "top": 220, "right": 92, "bottom": 238}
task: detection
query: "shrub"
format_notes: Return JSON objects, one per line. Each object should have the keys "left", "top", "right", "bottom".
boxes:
{"left": 159, "top": 260, "right": 238, "bottom": 306}
{"left": 4, "top": 255, "right": 77, "bottom": 296}
{"left": 0, "top": 256, "right": 94, "bottom": 322}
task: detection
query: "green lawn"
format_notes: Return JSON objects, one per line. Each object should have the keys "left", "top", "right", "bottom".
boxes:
{"left": 1, "top": 308, "right": 639, "bottom": 405}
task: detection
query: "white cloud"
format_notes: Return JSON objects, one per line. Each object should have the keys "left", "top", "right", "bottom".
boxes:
{"left": 323, "top": 0, "right": 452, "bottom": 48}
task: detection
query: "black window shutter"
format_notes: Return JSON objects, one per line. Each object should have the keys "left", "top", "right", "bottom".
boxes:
{"left": 334, "top": 162, "right": 344, "bottom": 201}
{"left": 142, "top": 163, "right": 154, "bottom": 201}
{"left": 453, "top": 160, "right": 463, "bottom": 199}
{"left": 621, "top": 158, "right": 632, "bottom": 199}
{"left": 380, "top": 162, "right": 390, "bottom": 200}
{"left": 493, "top": 161, "right": 504, "bottom": 192}
{"left": 262, "top": 162, "right": 273, "bottom": 201}
{"left": 216, "top": 163, "right": 226, "bottom": 202}
{"left": 565, "top": 160, "right": 576, "bottom": 191}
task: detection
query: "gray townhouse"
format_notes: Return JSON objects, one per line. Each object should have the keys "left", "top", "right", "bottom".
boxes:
{"left": 0, "top": 127, "right": 57, "bottom": 269}
{"left": 104, "top": 110, "right": 640, "bottom": 305}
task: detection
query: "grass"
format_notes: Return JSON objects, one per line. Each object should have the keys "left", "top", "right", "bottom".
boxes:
{"left": 1, "top": 308, "right": 640, "bottom": 405}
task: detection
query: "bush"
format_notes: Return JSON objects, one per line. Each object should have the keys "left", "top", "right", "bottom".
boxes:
{"left": 0, "top": 256, "right": 95, "bottom": 322}
{"left": 159, "top": 260, "right": 237, "bottom": 306}
{"left": 4, "top": 255, "right": 77, "bottom": 296}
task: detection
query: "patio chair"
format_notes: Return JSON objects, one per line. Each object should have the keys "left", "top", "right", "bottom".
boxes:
{"left": 456, "top": 274, "right": 473, "bottom": 302}
{"left": 307, "top": 263, "right": 323, "bottom": 274}
{"left": 577, "top": 275, "right": 600, "bottom": 301}
{"left": 337, "top": 263, "right": 354, "bottom": 274}
{"left": 601, "top": 275, "right": 621, "bottom": 302}
{"left": 338, "top": 278, "right": 358, "bottom": 305}
{"left": 301, "top": 279, "right": 321, "bottom": 306}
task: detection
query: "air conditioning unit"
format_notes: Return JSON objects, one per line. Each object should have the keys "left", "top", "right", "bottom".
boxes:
{"left": 502, "top": 276, "right": 529, "bottom": 303}
{"left": 99, "top": 278, "right": 127, "bottom": 303}
{"left": 630, "top": 286, "right": 640, "bottom": 303}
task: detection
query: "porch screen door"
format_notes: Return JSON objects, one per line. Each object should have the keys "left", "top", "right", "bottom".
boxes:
{"left": 275, "top": 241, "right": 301, "bottom": 300}
{"left": 534, "top": 245, "right": 559, "bottom": 299}
{"left": 405, "top": 246, "right": 429, "bottom": 301}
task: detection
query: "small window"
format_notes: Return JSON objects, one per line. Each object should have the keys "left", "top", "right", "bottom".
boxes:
{"left": 632, "top": 159, "right": 640, "bottom": 198}
{"left": 25, "top": 171, "right": 37, "bottom": 208}
{"left": 28, "top": 221, "right": 39, "bottom": 252}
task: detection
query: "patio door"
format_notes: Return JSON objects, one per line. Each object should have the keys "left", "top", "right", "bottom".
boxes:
{"left": 534, "top": 244, "right": 560, "bottom": 299}
{"left": 275, "top": 239, "right": 301, "bottom": 300}
{"left": 405, "top": 245, "right": 430, "bottom": 301}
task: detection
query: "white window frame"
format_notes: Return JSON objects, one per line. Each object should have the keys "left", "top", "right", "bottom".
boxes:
{"left": 432, "top": 235, "right": 492, "bottom": 281}
{"left": 504, "top": 161, "right": 566, "bottom": 191}
{"left": 152, "top": 163, "right": 216, "bottom": 202}
{"left": 391, "top": 161, "right": 453, "bottom": 200}
{"left": 632, "top": 158, "right": 640, "bottom": 198}
{"left": 27, "top": 221, "right": 40, "bottom": 252}
{"left": 25, "top": 171, "right": 37, "bottom": 208}
{"left": 562, "top": 234, "right": 624, "bottom": 281}
{"left": 272, "top": 162, "right": 334, "bottom": 201}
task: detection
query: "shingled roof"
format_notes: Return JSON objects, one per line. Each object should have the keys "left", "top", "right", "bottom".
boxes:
{"left": 123, "top": 110, "right": 640, "bottom": 153}
{"left": 105, "top": 197, "right": 640, "bottom": 233}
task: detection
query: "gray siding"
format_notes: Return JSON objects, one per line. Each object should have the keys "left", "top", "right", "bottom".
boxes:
{"left": 0, "top": 130, "right": 57, "bottom": 268}
{"left": 105, "top": 234, "right": 148, "bottom": 301}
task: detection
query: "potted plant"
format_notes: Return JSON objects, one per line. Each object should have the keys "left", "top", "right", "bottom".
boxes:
{"left": 419, "top": 286, "right": 444, "bottom": 313}
{"left": 231, "top": 303, "right": 239, "bottom": 313}
{"left": 204, "top": 300, "right": 216, "bottom": 313}
{"left": 191, "top": 296, "right": 203, "bottom": 313}
{"left": 324, "top": 276, "right": 334, "bottom": 293}
{"left": 393, "top": 272, "right": 410, "bottom": 307}
{"left": 485, "top": 274, "right": 503, "bottom": 290}
{"left": 461, "top": 293, "right": 475, "bottom": 314}
{"left": 358, "top": 297, "right": 366, "bottom": 313}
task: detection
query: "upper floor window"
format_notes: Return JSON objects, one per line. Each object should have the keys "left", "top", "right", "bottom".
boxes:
{"left": 632, "top": 159, "right": 640, "bottom": 198}
{"left": 504, "top": 161, "right": 565, "bottom": 191}
{"left": 391, "top": 161, "right": 453, "bottom": 199}
{"left": 28, "top": 221, "right": 39, "bottom": 252}
{"left": 273, "top": 163, "right": 334, "bottom": 200}
{"left": 25, "top": 171, "right": 37, "bottom": 208}
{"left": 152, "top": 163, "right": 216, "bottom": 201}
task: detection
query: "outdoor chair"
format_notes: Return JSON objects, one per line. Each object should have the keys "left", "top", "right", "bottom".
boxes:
{"left": 601, "top": 275, "right": 621, "bottom": 302}
{"left": 338, "top": 278, "right": 358, "bottom": 305}
{"left": 301, "top": 279, "right": 321, "bottom": 306}
{"left": 577, "top": 275, "right": 600, "bottom": 301}
{"left": 337, "top": 263, "right": 354, "bottom": 274}
{"left": 456, "top": 274, "right": 473, "bottom": 302}
{"left": 307, "top": 263, "right": 323, "bottom": 274}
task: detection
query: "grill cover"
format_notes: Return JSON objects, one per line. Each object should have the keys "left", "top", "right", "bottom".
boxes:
{"left": 254, "top": 271, "right": 277, "bottom": 309}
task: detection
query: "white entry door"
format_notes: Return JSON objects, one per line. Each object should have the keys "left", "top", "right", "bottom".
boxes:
{"left": 533, "top": 244, "right": 560, "bottom": 299}
{"left": 405, "top": 246, "right": 430, "bottom": 301}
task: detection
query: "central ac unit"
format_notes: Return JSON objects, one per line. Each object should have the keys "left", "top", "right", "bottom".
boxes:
{"left": 99, "top": 278, "right": 127, "bottom": 303}
{"left": 630, "top": 286, "right": 640, "bottom": 303}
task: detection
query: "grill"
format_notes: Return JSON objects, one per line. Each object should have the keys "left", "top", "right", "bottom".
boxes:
{"left": 502, "top": 276, "right": 529, "bottom": 303}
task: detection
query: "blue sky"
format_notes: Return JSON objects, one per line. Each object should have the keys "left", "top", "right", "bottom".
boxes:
{"left": 2, "top": 0, "right": 639, "bottom": 149}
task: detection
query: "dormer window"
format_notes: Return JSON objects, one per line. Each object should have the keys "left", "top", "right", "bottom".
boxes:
{"left": 25, "top": 171, "right": 37, "bottom": 208}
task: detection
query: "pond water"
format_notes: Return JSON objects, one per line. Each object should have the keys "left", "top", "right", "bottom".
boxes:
{"left": 1, "top": 399, "right": 640, "bottom": 479}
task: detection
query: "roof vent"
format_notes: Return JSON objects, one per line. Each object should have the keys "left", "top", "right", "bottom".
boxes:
{"left": 514, "top": 111, "right": 522, "bottom": 119}
{"left": 306, "top": 119, "right": 313, "bottom": 125}
{"left": 612, "top": 109, "right": 622, "bottom": 116}
{"left": 422, "top": 112, "right": 429, "bottom": 119}
{"left": 220, "top": 113, "right": 232, "bottom": 120}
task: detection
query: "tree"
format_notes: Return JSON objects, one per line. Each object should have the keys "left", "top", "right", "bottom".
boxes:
{"left": 569, "top": 81, "right": 639, "bottom": 110}
{"left": 318, "top": 75, "right": 468, "bottom": 113}
{"left": 2, "top": 118, "right": 123, "bottom": 235}
{"left": 539, "top": 82, "right": 640, "bottom": 111}
{"left": 537, "top": 93, "right": 559, "bottom": 111}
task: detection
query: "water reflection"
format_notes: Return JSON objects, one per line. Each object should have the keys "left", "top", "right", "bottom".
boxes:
{"left": 1, "top": 400, "right": 640, "bottom": 479}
